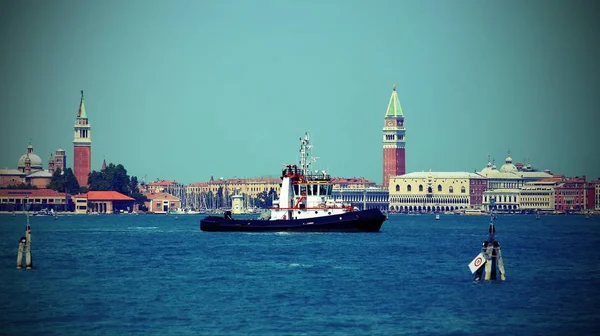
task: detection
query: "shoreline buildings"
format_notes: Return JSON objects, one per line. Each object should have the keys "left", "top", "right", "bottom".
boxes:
{"left": 0, "top": 144, "right": 66, "bottom": 189}
{"left": 2, "top": 85, "right": 598, "bottom": 214}
{"left": 1, "top": 90, "right": 90, "bottom": 190}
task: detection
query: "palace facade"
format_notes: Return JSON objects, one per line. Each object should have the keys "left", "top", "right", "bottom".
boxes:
{"left": 388, "top": 172, "right": 486, "bottom": 213}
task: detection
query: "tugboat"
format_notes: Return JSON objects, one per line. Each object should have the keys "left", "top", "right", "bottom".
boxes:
{"left": 200, "top": 132, "right": 387, "bottom": 232}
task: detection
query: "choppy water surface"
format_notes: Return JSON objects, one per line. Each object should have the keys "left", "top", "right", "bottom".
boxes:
{"left": 1, "top": 214, "right": 599, "bottom": 335}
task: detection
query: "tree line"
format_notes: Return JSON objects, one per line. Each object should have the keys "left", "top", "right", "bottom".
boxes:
{"left": 45, "top": 163, "right": 147, "bottom": 207}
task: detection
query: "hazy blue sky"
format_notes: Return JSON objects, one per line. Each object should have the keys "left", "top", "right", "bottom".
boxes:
{"left": 1, "top": 0, "right": 598, "bottom": 184}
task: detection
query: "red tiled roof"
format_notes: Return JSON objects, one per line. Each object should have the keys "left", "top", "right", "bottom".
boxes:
{"left": 87, "top": 191, "right": 135, "bottom": 201}
{"left": 537, "top": 177, "right": 563, "bottom": 183}
{"left": 188, "top": 182, "right": 209, "bottom": 187}
{"left": 0, "top": 189, "right": 68, "bottom": 197}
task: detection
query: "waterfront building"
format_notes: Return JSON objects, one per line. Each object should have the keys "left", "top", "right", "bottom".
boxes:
{"left": 517, "top": 179, "right": 560, "bottom": 212}
{"left": 72, "top": 191, "right": 135, "bottom": 214}
{"left": 554, "top": 177, "right": 588, "bottom": 212}
{"left": 0, "top": 143, "right": 57, "bottom": 188}
{"left": 388, "top": 172, "right": 485, "bottom": 213}
{"left": 479, "top": 155, "right": 552, "bottom": 212}
{"left": 144, "top": 192, "right": 181, "bottom": 214}
{"left": 584, "top": 180, "right": 597, "bottom": 211}
{"left": 331, "top": 177, "right": 376, "bottom": 189}
{"left": 332, "top": 186, "right": 388, "bottom": 211}
{"left": 0, "top": 189, "right": 68, "bottom": 212}
{"left": 382, "top": 84, "right": 406, "bottom": 188}
{"left": 330, "top": 177, "right": 387, "bottom": 211}
{"left": 478, "top": 155, "right": 552, "bottom": 190}
{"left": 183, "top": 177, "right": 280, "bottom": 209}
{"left": 73, "top": 91, "right": 92, "bottom": 187}
{"left": 594, "top": 180, "right": 600, "bottom": 210}
{"left": 0, "top": 169, "right": 25, "bottom": 187}
{"left": 482, "top": 189, "right": 521, "bottom": 212}
{"left": 146, "top": 180, "right": 179, "bottom": 194}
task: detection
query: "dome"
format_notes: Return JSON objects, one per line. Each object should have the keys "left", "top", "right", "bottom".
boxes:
{"left": 18, "top": 153, "right": 43, "bottom": 169}
{"left": 480, "top": 160, "right": 493, "bottom": 174}
{"left": 499, "top": 154, "right": 517, "bottom": 173}
{"left": 17, "top": 143, "right": 43, "bottom": 169}
{"left": 499, "top": 163, "right": 517, "bottom": 173}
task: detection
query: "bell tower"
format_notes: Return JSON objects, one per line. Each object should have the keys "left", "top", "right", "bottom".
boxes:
{"left": 73, "top": 90, "right": 91, "bottom": 187}
{"left": 382, "top": 84, "right": 406, "bottom": 188}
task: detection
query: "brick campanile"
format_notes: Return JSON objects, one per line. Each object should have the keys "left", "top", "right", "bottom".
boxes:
{"left": 73, "top": 90, "right": 91, "bottom": 187}
{"left": 382, "top": 84, "right": 406, "bottom": 189}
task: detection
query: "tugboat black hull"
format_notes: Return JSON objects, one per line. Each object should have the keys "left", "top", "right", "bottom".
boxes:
{"left": 200, "top": 208, "right": 386, "bottom": 232}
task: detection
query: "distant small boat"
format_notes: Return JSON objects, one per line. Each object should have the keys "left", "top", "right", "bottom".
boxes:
{"left": 435, "top": 214, "right": 440, "bottom": 220}
{"left": 463, "top": 209, "right": 487, "bottom": 216}
{"left": 32, "top": 209, "right": 52, "bottom": 217}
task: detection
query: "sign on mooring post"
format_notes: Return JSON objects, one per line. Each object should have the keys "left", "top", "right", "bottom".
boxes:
{"left": 468, "top": 252, "right": 486, "bottom": 273}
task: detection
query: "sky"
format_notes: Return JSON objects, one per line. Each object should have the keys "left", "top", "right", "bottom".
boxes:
{"left": 1, "top": 0, "right": 599, "bottom": 184}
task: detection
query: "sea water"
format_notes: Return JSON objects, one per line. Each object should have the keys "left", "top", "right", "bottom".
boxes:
{"left": 0, "top": 214, "right": 599, "bottom": 335}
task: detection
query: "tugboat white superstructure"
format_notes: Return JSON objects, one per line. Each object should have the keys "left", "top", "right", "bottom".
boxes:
{"left": 200, "top": 132, "right": 386, "bottom": 232}
{"left": 270, "top": 132, "right": 352, "bottom": 220}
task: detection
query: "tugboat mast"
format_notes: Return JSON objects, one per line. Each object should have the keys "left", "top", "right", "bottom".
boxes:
{"left": 299, "top": 132, "right": 318, "bottom": 177}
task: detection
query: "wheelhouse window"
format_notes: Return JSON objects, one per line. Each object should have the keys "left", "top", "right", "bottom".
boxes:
{"left": 319, "top": 185, "right": 327, "bottom": 196}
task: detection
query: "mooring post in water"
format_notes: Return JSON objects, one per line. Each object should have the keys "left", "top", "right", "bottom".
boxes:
{"left": 16, "top": 237, "right": 25, "bottom": 269}
{"left": 17, "top": 198, "right": 33, "bottom": 270}
{"left": 16, "top": 226, "right": 32, "bottom": 269}
{"left": 25, "top": 223, "right": 32, "bottom": 269}
{"left": 469, "top": 220, "right": 506, "bottom": 281}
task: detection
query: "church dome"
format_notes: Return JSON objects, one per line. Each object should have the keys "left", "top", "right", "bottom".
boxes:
{"left": 499, "top": 155, "right": 517, "bottom": 173}
{"left": 18, "top": 153, "right": 42, "bottom": 169}
{"left": 17, "top": 144, "right": 43, "bottom": 169}
{"left": 480, "top": 159, "right": 493, "bottom": 174}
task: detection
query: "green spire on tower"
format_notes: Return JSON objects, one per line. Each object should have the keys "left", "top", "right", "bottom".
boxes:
{"left": 385, "top": 83, "right": 404, "bottom": 117}
{"left": 77, "top": 90, "right": 87, "bottom": 119}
